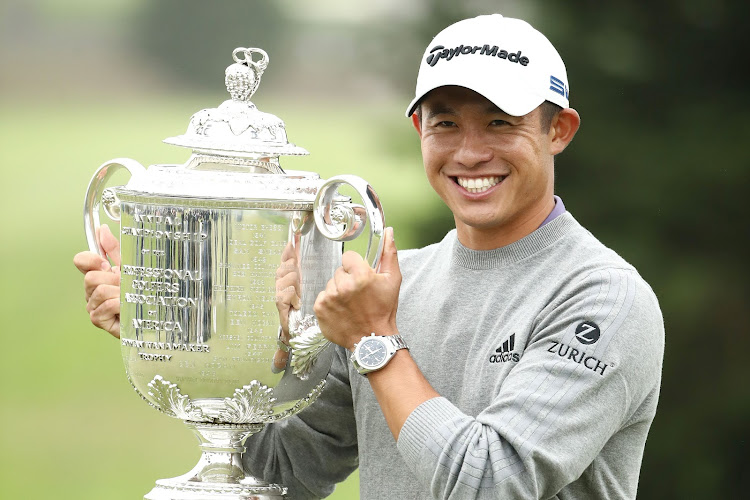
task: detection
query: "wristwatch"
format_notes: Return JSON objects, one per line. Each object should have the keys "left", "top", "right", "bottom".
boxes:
{"left": 351, "top": 333, "right": 408, "bottom": 375}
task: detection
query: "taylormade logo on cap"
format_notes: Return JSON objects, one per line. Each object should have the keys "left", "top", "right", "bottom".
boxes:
{"left": 426, "top": 44, "right": 530, "bottom": 67}
{"left": 406, "top": 14, "right": 570, "bottom": 117}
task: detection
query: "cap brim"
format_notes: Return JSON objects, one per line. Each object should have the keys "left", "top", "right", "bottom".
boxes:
{"left": 405, "top": 79, "right": 545, "bottom": 118}
{"left": 405, "top": 95, "right": 424, "bottom": 117}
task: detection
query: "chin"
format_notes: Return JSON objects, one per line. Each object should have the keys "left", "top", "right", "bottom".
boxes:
{"left": 459, "top": 215, "right": 508, "bottom": 231}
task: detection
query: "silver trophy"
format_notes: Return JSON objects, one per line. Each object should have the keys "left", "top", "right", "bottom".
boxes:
{"left": 83, "top": 47, "right": 384, "bottom": 499}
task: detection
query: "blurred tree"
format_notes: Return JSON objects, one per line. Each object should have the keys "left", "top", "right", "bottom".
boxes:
{"left": 133, "top": 0, "right": 289, "bottom": 91}
{"left": 543, "top": 3, "right": 750, "bottom": 496}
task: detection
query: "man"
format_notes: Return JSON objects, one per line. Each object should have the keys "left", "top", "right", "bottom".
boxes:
{"left": 75, "top": 14, "right": 664, "bottom": 499}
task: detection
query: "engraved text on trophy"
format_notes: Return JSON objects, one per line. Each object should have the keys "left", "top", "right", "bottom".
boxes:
{"left": 118, "top": 202, "right": 287, "bottom": 400}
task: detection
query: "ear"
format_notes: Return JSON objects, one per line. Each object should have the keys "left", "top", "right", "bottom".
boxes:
{"left": 411, "top": 113, "right": 422, "bottom": 137}
{"left": 550, "top": 108, "right": 580, "bottom": 155}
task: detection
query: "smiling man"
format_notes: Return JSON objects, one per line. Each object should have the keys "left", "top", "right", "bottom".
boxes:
{"left": 75, "top": 13, "right": 664, "bottom": 500}
{"left": 412, "top": 85, "right": 578, "bottom": 250}
{"left": 250, "top": 14, "right": 663, "bottom": 499}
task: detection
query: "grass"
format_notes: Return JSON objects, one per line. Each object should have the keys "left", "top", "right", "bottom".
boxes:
{"left": 0, "top": 94, "right": 444, "bottom": 499}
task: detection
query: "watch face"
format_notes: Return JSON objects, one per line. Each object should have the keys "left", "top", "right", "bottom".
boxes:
{"left": 358, "top": 338, "right": 388, "bottom": 368}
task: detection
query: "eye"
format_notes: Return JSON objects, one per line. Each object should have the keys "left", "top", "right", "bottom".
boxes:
{"left": 436, "top": 120, "right": 456, "bottom": 128}
{"left": 490, "top": 119, "right": 510, "bottom": 127}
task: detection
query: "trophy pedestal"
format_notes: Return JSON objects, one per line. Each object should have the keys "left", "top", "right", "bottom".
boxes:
{"left": 144, "top": 422, "right": 286, "bottom": 500}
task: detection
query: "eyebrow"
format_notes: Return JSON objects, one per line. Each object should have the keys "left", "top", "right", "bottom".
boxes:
{"left": 425, "top": 102, "right": 510, "bottom": 120}
{"left": 425, "top": 104, "right": 456, "bottom": 120}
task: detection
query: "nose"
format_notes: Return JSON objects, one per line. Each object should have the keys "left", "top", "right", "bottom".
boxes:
{"left": 453, "top": 129, "right": 493, "bottom": 168}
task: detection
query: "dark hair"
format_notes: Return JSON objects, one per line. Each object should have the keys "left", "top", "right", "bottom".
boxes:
{"left": 539, "top": 101, "right": 563, "bottom": 131}
{"left": 413, "top": 100, "right": 563, "bottom": 132}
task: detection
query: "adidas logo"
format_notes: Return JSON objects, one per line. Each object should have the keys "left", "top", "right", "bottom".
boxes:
{"left": 489, "top": 333, "right": 520, "bottom": 363}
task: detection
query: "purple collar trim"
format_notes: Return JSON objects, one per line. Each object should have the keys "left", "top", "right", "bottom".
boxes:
{"left": 539, "top": 195, "right": 566, "bottom": 228}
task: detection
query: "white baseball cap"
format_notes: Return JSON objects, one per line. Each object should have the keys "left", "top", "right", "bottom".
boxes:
{"left": 405, "top": 14, "right": 569, "bottom": 117}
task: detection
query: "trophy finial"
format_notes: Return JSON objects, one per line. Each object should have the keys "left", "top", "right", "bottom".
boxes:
{"left": 225, "top": 47, "right": 269, "bottom": 102}
{"left": 165, "top": 46, "right": 308, "bottom": 158}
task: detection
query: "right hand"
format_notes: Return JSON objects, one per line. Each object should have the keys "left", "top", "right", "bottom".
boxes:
{"left": 73, "top": 225, "right": 122, "bottom": 338}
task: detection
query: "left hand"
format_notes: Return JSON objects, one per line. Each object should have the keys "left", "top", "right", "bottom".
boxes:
{"left": 272, "top": 233, "right": 302, "bottom": 372}
{"left": 314, "top": 227, "right": 401, "bottom": 350}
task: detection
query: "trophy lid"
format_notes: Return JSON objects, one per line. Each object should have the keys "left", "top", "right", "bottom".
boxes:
{"left": 163, "top": 48, "right": 309, "bottom": 158}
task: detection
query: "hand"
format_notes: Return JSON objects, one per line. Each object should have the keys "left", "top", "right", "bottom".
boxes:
{"left": 73, "top": 225, "right": 122, "bottom": 338}
{"left": 314, "top": 227, "right": 401, "bottom": 350}
{"left": 273, "top": 233, "right": 301, "bottom": 371}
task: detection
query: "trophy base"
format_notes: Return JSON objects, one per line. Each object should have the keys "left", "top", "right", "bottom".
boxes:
{"left": 144, "top": 421, "right": 287, "bottom": 500}
{"left": 145, "top": 478, "right": 286, "bottom": 500}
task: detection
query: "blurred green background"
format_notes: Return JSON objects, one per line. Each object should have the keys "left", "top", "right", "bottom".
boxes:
{"left": 0, "top": 1, "right": 747, "bottom": 498}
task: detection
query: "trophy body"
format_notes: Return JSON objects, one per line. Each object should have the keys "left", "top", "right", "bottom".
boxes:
{"left": 82, "top": 48, "right": 384, "bottom": 499}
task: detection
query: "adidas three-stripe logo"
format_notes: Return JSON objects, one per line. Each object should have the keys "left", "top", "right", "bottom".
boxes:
{"left": 489, "top": 333, "right": 520, "bottom": 363}
{"left": 497, "top": 333, "right": 516, "bottom": 353}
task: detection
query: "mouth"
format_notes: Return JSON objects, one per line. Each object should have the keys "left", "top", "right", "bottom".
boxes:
{"left": 453, "top": 175, "right": 506, "bottom": 194}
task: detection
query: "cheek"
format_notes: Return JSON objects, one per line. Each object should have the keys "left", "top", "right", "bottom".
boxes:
{"left": 421, "top": 140, "right": 444, "bottom": 174}
{"left": 422, "top": 135, "right": 456, "bottom": 160}
{"left": 496, "top": 135, "right": 532, "bottom": 157}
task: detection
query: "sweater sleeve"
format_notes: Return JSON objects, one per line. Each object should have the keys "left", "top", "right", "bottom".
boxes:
{"left": 242, "top": 346, "right": 359, "bottom": 499}
{"left": 396, "top": 268, "right": 664, "bottom": 499}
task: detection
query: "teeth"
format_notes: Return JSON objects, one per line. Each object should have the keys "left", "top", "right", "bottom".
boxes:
{"left": 457, "top": 176, "right": 503, "bottom": 193}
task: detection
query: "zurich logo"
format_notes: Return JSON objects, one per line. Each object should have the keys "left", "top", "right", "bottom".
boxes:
{"left": 574, "top": 321, "right": 601, "bottom": 345}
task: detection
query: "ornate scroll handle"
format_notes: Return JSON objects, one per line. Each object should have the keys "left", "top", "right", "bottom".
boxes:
{"left": 313, "top": 175, "right": 385, "bottom": 271}
{"left": 292, "top": 177, "right": 384, "bottom": 379}
{"left": 83, "top": 158, "right": 146, "bottom": 257}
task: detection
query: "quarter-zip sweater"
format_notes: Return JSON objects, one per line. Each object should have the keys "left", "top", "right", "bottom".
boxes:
{"left": 245, "top": 212, "right": 664, "bottom": 500}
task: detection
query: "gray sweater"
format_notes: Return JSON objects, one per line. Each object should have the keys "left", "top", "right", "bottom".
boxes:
{"left": 245, "top": 212, "right": 664, "bottom": 499}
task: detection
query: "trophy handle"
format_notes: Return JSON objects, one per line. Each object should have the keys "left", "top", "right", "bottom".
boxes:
{"left": 291, "top": 176, "right": 384, "bottom": 378}
{"left": 313, "top": 175, "right": 385, "bottom": 270}
{"left": 83, "top": 158, "right": 146, "bottom": 257}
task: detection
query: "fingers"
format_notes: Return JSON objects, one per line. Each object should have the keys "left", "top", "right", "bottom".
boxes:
{"left": 275, "top": 256, "right": 300, "bottom": 282}
{"left": 97, "top": 225, "right": 121, "bottom": 267}
{"left": 76, "top": 224, "right": 121, "bottom": 274}
{"left": 341, "top": 250, "right": 367, "bottom": 274}
{"left": 339, "top": 227, "right": 399, "bottom": 276}
{"left": 274, "top": 239, "right": 302, "bottom": 373}
{"left": 277, "top": 324, "right": 291, "bottom": 345}
{"left": 275, "top": 289, "right": 301, "bottom": 330}
{"left": 87, "top": 284, "right": 120, "bottom": 313}
{"left": 74, "top": 251, "right": 110, "bottom": 274}
{"left": 280, "top": 235, "right": 301, "bottom": 263}
{"left": 333, "top": 266, "right": 348, "bottom": 288}
{"left": 275, "top": 271, "right": 301, "bottom": 308}
{"left": 76, "top": 234, "right": 121, "bottom": 337}
{"left": 377, "top": 227, "right": 401, "bottom": 276}
{"left": 324, "top": 275, "right": 338, "bottom": 296}
{"left": 88, "top": 295, "right": 121, "bottom": 338}
{"left": 275, "top": 270, "right": 301, "bottom": 335}
{"left": 271, "top": 349, "right": 289, "bottom": 373}
{"left": 84, "top": 269, "right": 121, "bottom": 302}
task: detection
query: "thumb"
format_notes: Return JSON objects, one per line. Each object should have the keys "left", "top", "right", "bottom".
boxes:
{"left": 99, "top": 224, "right": 121, "bottom": 267}
{"left": 377, "top": 227, "right": 400, "bottom": 276}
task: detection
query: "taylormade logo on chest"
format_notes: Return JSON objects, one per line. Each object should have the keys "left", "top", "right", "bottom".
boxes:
{"left": 426, "top": 44, "right": 530, "bottom": 67}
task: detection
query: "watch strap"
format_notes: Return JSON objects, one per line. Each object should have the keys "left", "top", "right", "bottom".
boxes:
{"left": 388, "top": 333, "right": 408, "bottom": 352}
